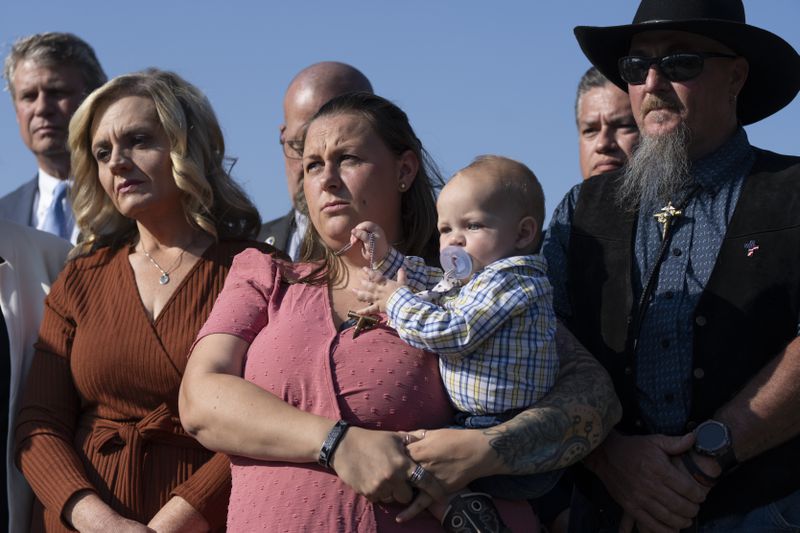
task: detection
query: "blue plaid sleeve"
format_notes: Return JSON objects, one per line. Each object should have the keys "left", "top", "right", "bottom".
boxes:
{"left": 387, "top": 265, "right": 541, "bottom": 357}
{"left": 376, "top": 246, "right": 404, "bottom": 278}
{"left": 378, "top": 248, "right": 443, "bottom": 292}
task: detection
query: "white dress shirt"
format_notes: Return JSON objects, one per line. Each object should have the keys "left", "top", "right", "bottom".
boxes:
{"left": 33, "top": 170, "right": 79, "bottom": 244}
{"left": 287, "top": 210, "right": 309, "bottom": 261}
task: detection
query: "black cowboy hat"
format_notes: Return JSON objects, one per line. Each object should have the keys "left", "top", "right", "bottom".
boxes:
{"left": 574, "top": 0, "right": 800, "bottom": 125}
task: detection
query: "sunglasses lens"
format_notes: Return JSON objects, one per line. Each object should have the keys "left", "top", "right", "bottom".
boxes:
{"left": 619, "top": 57, "right": 650, "bottom": 84}
{"left": 619, "top": 54, "right": 706, "bottom": 84}
{"left": 660, "top": 54, "right": 704, "bottom": 82}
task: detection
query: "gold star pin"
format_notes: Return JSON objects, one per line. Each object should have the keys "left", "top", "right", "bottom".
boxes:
{"left": 654, "top": 202, "right": 683, "bottom": 239}
{"left": 347, "top": 310, "right": 380, "bottom": 339}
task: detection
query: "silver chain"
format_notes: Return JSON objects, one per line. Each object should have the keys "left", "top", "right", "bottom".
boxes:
{"left": 367, "top": 232, "right": 376, "bottom": 270}
{"left": 140, "top": 247, "right": 186, "bottom": 285}
{"left": 334, "top": 231, "right": 377, "bottom": 269}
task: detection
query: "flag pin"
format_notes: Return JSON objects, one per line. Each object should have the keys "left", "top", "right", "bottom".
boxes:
{"left": 744, "top": 240, "right": 760, "bottom": 257}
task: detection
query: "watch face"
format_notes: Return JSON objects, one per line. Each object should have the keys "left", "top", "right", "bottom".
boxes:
{"left": 697, "top": 421, "right": 728, "bottom": 452}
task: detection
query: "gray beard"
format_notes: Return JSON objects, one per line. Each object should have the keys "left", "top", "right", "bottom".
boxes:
{"left": 615, "top": 122, "right": 692, "bottom": 212}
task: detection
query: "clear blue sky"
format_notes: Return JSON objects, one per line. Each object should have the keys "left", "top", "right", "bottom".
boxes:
{"left": 1, "top": 1, "right": 798, "bottom": 225}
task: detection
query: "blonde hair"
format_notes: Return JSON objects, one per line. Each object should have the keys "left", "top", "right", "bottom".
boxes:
{"left": 68, "top": 68, "right": 260, "bottom": 257}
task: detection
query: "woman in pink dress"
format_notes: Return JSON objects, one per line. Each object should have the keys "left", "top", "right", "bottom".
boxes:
{"left": 180, "top": 93, "right": 621, "bottom": 532}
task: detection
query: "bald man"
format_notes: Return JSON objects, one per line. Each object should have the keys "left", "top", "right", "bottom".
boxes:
{"left": 258, "top": 62, "right": 372, "bottom": 259}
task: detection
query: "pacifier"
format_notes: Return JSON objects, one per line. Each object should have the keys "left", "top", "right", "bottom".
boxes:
{"left": 440, "top": 246, "right": 473, "bottom": 281}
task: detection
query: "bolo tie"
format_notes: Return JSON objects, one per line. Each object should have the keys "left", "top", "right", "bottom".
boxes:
{"left": 629, "top": 184, "right": 701, "bottom": 354}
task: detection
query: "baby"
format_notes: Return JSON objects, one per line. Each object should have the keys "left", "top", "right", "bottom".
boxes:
{"left": 352, "top": 155, "right": 560, "bottom": 531}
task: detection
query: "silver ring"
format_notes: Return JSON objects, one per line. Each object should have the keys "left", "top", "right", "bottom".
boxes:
{"left": 408, "top": 464, "right": 427, "bottom": 487}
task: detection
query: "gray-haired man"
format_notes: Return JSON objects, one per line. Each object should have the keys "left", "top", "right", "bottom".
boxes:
{"left": 0, "top": 32, "right": 106, "bottom": 243}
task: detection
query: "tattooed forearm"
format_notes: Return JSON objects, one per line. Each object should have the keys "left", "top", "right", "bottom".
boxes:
{"left": 485, "top": 322, "right": 622, "bottom": 474}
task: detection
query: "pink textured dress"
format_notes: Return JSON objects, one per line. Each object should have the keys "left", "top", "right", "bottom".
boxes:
{"left": 195, "top": 249, "right": 538, "bottom": 532}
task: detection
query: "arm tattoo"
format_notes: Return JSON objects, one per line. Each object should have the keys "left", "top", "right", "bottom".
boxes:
{"left": 484, "top": 322, "right": 622, "bottom": 474}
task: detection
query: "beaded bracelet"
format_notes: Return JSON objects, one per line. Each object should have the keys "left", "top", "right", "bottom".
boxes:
{"left": 318, "top": 420, "right": 350, "bottom": 469}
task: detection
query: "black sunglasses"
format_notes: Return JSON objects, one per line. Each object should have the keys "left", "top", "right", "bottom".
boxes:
{"left": 618, "top": 52, "right": 737, "bottom": 85}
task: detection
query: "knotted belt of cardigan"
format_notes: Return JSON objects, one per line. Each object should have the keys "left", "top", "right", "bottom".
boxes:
{"left": 85, "top": 402, "right": 206, "bottom": 514}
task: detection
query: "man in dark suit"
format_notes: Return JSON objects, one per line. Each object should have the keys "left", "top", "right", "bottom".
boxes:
{"left": 543, "top": 0, "right": 800, "bottom": 530}
{"left": 0, "top": 33, "right": 106, "bottom": 243}
{"left": 259, "top": 62, "right": 372, "bottom": 260}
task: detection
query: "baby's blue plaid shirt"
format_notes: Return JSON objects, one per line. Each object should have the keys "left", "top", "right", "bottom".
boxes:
{"left": 380, "top": 248, "right": 559, "bottom": 415}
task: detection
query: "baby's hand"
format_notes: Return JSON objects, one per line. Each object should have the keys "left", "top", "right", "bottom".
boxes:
{"left": 351, "top": 221, "right": 390, "bottom": 267}
{"left": 353, "top": 267, "right": 407, "bottom": 315}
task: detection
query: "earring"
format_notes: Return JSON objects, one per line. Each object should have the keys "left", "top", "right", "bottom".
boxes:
{"left": 399, "top": 182, "right": 407, "bottom": 191}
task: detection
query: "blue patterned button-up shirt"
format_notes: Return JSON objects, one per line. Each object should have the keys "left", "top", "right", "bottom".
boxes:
{"left": 543, "top": 128, "right": 755, "bottom": 434}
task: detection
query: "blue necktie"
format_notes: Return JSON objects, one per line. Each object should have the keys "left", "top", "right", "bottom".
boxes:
{"left": 42, "top": 180, "right": 71, "bottom": 240}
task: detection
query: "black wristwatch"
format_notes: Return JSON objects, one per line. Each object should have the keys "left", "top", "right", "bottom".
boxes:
{"left": 693, "top": 419, "right": 738, "bottom": 473}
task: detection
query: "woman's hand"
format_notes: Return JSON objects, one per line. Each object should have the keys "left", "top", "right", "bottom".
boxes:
{"left": 404, "top": 428, "right": 500, "bottom": 492}
{"left": 147, "top": 496, "right": 210, "bottom": 533}
{"left": 65, "top": 490, "right": 155, "bottom": 533}
{"left": 331, "top": 427, "right": 447, "bottom": 506}
{"left": 351, "top": 221, "right": 390, "bottom": 265}
{"left": 396, "top": 428, "right": 503, "bottom": 521}
{"left": 397, "top": 429, "right": 504, "bottom": 522}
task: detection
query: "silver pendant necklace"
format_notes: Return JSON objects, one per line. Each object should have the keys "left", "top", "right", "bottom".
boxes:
{"left": 140, "top": 246, "right": 186, "bottom": 285}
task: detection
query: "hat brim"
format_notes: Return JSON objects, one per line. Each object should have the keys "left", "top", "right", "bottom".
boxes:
{"left": 574, "top": 19, "right": 800, "bottom": 125}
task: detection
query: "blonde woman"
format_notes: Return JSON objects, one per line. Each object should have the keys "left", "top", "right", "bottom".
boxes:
{"left": 14, "top": 69, "right": 278, "bottom": 532}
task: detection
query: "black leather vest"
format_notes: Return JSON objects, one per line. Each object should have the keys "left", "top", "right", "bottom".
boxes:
{"left": 567, "top": 148, "right": 800, "bottom": 520}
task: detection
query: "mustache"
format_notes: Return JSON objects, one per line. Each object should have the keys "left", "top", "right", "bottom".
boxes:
{"left": 640, "top": 95, "right": 683, "bottom": 115}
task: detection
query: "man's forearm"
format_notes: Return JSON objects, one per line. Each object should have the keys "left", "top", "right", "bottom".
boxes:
{"left": 716, "top": 335, "right": 800, "bottom": 462}
{"left": 483, "top": 323, "right": 622, "bottom": 473}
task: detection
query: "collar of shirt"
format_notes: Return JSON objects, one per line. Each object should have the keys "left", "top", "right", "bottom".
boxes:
{"left": 293, "top": 210, "right": 308, "bottom": 235}
{"left": 691, "top": 127, "right": 753, "bottom": 193}
{"left": 481, "top": 254, "right": 548, "bottom": 277}
{"left": 287, "top": 210, "right": 309, "bottom": 261}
